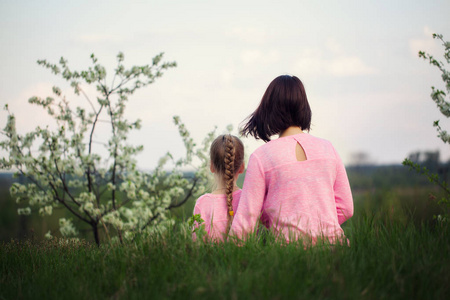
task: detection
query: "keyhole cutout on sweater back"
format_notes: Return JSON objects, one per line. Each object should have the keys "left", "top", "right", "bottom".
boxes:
{"left": 296, "top": 142, "right": 307, "bottom": 161}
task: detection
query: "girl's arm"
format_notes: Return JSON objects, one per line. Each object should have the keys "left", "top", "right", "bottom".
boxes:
{"left": 229, "top": 153, "right": 266, "bottom": 240}
{"left": 333, "top": 147, "right": 354, "bottom": 224}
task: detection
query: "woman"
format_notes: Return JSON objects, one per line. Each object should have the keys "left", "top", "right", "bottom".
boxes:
{"left": 230, "top": 75, "right": 353, "bottom": 244}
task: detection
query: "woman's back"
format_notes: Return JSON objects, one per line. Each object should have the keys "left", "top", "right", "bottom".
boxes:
{"left": 232, "top": 133, "right": 353, "bottom": 243}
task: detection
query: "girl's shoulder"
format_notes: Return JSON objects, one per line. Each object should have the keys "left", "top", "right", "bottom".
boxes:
{"left": 195, "top": 190, "right": 242, "bottom": 205}
{"left": 195, "top": 193, "right": 215, "bottom": 205}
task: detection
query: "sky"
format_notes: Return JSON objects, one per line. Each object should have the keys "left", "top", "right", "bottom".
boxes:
{"left": 1, "top": 0, "right": 450, "bottom": 170}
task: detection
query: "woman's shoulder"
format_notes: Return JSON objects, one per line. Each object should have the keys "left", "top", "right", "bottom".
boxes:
{"left": 294, "top": 132, "right": 333, "bottom": 145}
{"left": 303, "top": 133, "right": 335, "bottom": 149}
{"left": 250, "top": 133, "right": 338, "bottom": 166}
{"left": 298, "top": 133, "right": 338, "bottom": 157}
{"left": 253, "top": 133, "right": 333, "bottom": 153}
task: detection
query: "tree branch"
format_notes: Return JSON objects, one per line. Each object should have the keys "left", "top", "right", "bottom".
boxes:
{"left": 78, "top": 87, "right": 96, "bottom": 113}
{"left": 168, "top": 177, "right": 198, "bottom": 209}
{"left": 86, "top": 104, "right": 104, "bottom": 195}
{"left": 47, "top": 181, "right": 91, "bottom": 224}
{"left": 139, "top": 177, "right": 199, "bottom": 232}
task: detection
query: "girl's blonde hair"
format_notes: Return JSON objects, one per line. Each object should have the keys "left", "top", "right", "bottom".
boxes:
{"left": 210, "top": 134, "right": 244, "bottom": 233}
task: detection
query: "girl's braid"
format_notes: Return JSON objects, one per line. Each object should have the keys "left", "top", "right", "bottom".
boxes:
{"left": 224, "top": 135, "right": 235, "bottom": 232}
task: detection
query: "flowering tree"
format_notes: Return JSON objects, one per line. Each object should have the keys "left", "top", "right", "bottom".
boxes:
{"left": 0, "top": 53, "right": 214, "bottom": 245}
{"left": 403, "top": 33, "right": 450, "bottom": 220}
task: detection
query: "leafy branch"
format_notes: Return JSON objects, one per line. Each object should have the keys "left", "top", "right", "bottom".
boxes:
{"left": 404, "top": 33, "right": 450, "bottom": 221}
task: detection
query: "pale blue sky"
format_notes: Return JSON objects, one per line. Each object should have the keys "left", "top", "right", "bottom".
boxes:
{"left": 1, "top": 0, "right": 450, "bottom": 169}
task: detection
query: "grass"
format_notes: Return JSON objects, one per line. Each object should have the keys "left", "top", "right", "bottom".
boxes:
{"left": 1, "top": 211, "right": 450, "bottom": 300}
{"left": 1, "top": 167, "right": 449, "bottom": 299}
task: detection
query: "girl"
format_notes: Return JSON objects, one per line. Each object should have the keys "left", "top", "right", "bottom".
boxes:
{"left": 230, "top": 75, "right": 353, "bottom": 245}
{"left": 192, "top": 134, "right": 245, "bottom": 242}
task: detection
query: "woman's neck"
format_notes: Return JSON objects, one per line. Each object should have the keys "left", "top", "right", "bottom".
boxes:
{"left": 279, "top": 126, "right": 303, "bottom": 138}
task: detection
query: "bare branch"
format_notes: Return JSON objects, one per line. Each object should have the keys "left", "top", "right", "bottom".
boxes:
{"left": 78, "top": 87, "right": 97, "bottom": 113}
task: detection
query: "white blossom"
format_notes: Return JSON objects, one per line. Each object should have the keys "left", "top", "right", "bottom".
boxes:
{"left": 59, "top": 218, "right": 78, "bottom": 237}
{"left": 39, "top": 205, "right": 53, "bottom": 216}
{"left": 45, "top": 230, "right": 53, "bottom": 239}
{"left": 18, "top": 207, "right": 31, "bottom": 215}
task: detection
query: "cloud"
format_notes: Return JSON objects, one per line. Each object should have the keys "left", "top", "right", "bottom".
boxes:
{"left": 4, "top": 82, "right": 57, "bottom": 133}
{"left": 77, "top": 34, "right": 123, "bottom": 43}
{"left": 325, "top": 38, "right": 343, "bottom": 54}
{"left": 240, "top": 49, "right": 280, "bottom": 65}
{"left": 409, "top": 26, "right": 441, "bottom": 57}
{"left": 328, "top": 56, "right": 377, "bottom": 76}
{"left": 3, "top": 82, "right": 105, "bottom": 136}
{"left": 226, "top": 27, "right": 271, "bottom": 44}
{"left": 295, "top": 48, "right": 377, "bottom": 77}
{"left": 220, "top": 68, "right": 234, "bottom": 85}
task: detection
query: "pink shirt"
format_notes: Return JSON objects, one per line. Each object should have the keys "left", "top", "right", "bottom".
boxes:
{"left": 192, "top": 190, "right": 241, "bottom": 242}
{"left": 230, "top": 133, "right": 353, "bottom": 243}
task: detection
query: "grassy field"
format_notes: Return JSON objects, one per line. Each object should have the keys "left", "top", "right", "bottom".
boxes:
{"left": 1, "top": 212, "right": 449, "bottom": 300}
{"left": 1, "top": 165, "right": 450, "bottom": 299}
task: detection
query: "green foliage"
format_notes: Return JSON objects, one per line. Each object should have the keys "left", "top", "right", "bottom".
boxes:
{"left": 0, "top": 53, "right": 215, "bottom": 245}
{"left": 402, "top": 158, "right": 450, "bottom": 219}
{"left": 188, "top": 213, "right": 207, "bottom": 239}
{"left": 404, "top": 33, "right": 450, "bottom": 221}
{"left": 402, "top": 159, "right": 448, "bottom": 188}
{"left": 418, "top": 34, "right": 450, "bottom": 144}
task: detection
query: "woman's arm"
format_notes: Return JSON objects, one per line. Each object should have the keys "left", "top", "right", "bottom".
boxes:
{"left": 333, "top": 147, "right": 354, "bottom": 224}
{"left": 229, "top": 153, "right": 266, "bottom": 240}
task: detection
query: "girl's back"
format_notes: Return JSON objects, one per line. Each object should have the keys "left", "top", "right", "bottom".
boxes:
{"left": 193, "top": 190, "right": 241, "bottom": 241}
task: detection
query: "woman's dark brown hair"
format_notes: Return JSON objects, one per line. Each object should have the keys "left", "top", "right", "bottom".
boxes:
{"left": 240, "top": 75, "right": 311, "bottom": 142}
{"left": 210, "top": 134, "right": 244, "bottom": 235}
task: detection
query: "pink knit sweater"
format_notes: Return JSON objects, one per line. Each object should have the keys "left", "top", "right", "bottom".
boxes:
{"left": 230, "top": 133, "right": 353, "bottom": 243}
{"left": 192, "top": 190, "right": 241, "bottom": 241}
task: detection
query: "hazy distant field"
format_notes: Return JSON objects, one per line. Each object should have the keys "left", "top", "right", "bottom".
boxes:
{"left": 0, "top": 164, "right": 445, "bottom": 242}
